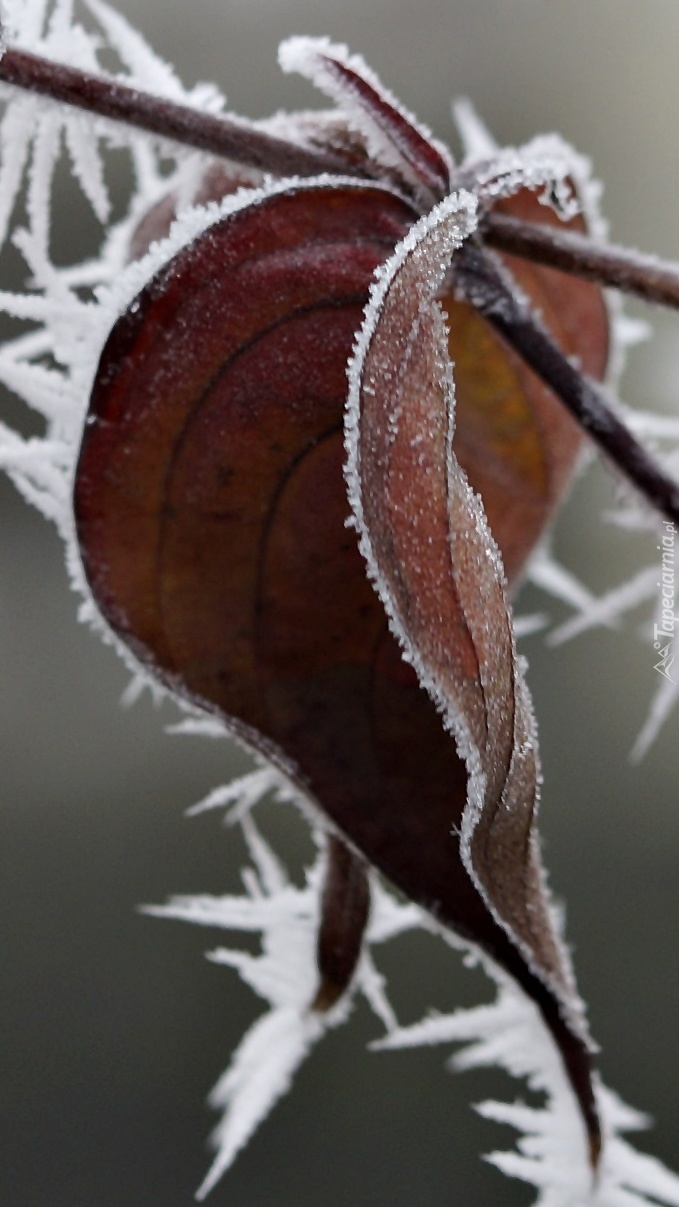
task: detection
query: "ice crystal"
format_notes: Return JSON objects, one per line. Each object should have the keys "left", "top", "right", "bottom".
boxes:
{"left": 151, "top": 780, "right": 679, "bottom": 1205}
{"left": 147, "top": 795, "right": 421, "bottom": 1199}
{"left": 377, "top": 967, "right": 679, "bottom": 1207}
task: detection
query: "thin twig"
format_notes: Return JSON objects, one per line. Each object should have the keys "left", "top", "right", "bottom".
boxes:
{"left": 456, "top": 239, "right": 679, "bottom": 526}
{"left": 0, "top": 47, "right": 363, "bottom": 180}
{"left": 483, "top": 212, "right": 679, "bottom": 310}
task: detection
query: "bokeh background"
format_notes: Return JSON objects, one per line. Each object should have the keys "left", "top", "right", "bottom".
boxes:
{"left": 1, "top": 1, "right": 678, "bottom": 1204}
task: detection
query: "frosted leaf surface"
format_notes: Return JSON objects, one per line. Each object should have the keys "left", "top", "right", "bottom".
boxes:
{"left": 469, "top": 134, "right": 589, "bottom": 221}
{"left": 279, "top": 35, "right": 453, "bottom": 201}
{"left": 346, "top": 188, "right": 584, "bottom": 1027}
{"left": 0, "top": 134, "right": 308, "bottom": 686}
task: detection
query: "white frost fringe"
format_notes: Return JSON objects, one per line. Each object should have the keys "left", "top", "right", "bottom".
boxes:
{"left": 156, "top": 778, "right": 679, "bottom": 1205}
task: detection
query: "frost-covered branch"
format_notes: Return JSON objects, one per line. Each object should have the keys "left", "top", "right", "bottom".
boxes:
{"left": 455, "top": 238, "right": 679, "bottom": 525}
{"left": 483, "top": 211, "right": 679, "bottom": 310}
{"left": 0, "top": 44, "right": 358, "bottom": 177}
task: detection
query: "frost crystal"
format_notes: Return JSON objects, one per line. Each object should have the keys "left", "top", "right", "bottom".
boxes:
{"left": 153, "top": 782, "right": 679, "bottom": 1205}
{"left": 378, "top": 967, "right": 679, "bottom": 1207}
{"left": 0, "top": 2, "right": 678, "bottom": 1202}
{"left": 146, "top": 782, "right": 421, "bottom": 1199}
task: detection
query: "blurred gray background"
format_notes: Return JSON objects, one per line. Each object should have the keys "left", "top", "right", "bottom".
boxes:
{"left": 1, "top": 1, "right": 678, "bottom": 1204}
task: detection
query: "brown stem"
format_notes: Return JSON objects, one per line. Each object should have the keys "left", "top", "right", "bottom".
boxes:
{"left": 312, "top": 836, "right": 370, "bottom": 1013}
{"left": 0, "top": 46, "right": 362, "bottom": 179}
{"left": 456, "top": 240, "right": 679, "bottom": 526}
{"left": 483, "top": 211, "right": 679, "bottom": 310}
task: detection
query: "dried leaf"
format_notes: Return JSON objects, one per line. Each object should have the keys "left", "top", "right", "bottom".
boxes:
{"left": 445, "top": 186, "right": 610, "bottom": 584}
{"left": 346, "top": 190, "right": 598, "bottom": 1156}
{"left": 279, "top": 37, "right": 453, "bottom": 200}
{"left": 73, "top": 46, "right": 610, "bottom": 1159}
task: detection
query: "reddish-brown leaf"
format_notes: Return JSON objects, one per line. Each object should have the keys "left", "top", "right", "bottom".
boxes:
{"left": 347, "top": 192, "right": 598, "bottom": 1154}
{"left": 444, "top": 187, "right": 610, "bottom": 585}
{"left": 279, "top": 38, "right": 453, "bottom": 201}
{"left": 74, "top": 178, "right": 605, "bottom": 1157}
